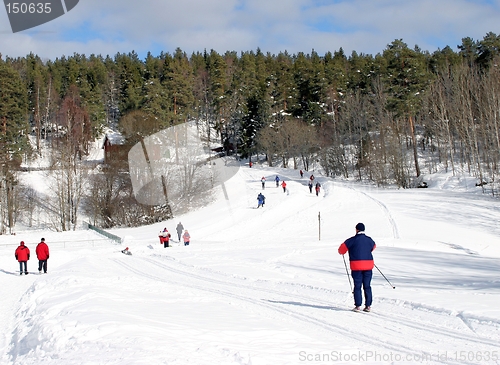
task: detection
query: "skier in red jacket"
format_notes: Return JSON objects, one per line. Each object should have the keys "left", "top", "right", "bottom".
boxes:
{"left": 15, "top": 241, "right": 30, "bottom": 275}
{"left": 36, "top": 238, "right": 50, "bottom": 274}
{"left": 160, "top": 228, "right": 171, "bottom": 247}
{"left": 281, "top": 180, "right": 287, "bottom": 193}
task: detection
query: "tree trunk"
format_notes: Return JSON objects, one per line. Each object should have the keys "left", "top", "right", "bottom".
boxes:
{"left": 409, "top": 115, "right": 421, "bottom": 177}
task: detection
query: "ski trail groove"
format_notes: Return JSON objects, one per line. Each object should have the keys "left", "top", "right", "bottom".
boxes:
{"left": 110, "top": 257, "right": 433, "bottom": 359}
{"left": 141, "top": 255, "right": 499, "bottom": 347}
{"left": 345, "top": 185, "right": 400, "bottom": 239}
{"left": 110, "top": 256, "right": 498, "bottom": 363}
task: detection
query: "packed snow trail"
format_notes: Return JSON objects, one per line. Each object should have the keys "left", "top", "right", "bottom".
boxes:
{"left": 2, "top": 165, "right": 500, "bottom": 364}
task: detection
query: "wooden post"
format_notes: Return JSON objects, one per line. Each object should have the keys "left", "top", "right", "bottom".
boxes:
{"left": 318, "top": 211, "right": 321, "bottom": 241}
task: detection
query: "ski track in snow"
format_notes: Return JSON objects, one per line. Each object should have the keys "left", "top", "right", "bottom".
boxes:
{"left": 109, "top": 253, "right": 500, "bottom": 364}
{"left": 343, "top": 184, "right": 400, "bottom": 239}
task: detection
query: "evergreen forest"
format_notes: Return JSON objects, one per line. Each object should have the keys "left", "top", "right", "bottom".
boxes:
{"left": 1, "top": 32, "right": 500, "bottom": 232}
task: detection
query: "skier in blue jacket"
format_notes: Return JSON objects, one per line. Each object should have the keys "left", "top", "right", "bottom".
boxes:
{"left": 257, "top": 193, "right": 265, "bottom": 208}
{"left": 338, "top": 223, "right": 376, "bottom": 312}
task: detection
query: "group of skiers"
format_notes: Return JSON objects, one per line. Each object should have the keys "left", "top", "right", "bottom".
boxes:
{"left": 307, "top": 174, "right": 321, "bottom": 195}
{"left": 14, "top": 238, "right": 50, "bottom": 275}
{"left": 257, "top": 172, "right": 321, "bottom": 207}
{"left": 308, "top": 181, "right": 321, "bottom": 195}
{"left": 158, "top": 222, "right": 191, "bottom": 247}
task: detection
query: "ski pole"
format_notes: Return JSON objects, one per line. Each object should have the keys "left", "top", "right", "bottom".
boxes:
{"left": 342, "top": 255, "right": 353, "bottom": 293}
{"left": 374, "top": 264, "right": 395, "bottom": 289}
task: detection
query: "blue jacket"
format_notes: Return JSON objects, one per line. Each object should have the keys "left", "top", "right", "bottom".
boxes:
{"left": 338, "top": 233, "right": 376, "bottom": 270}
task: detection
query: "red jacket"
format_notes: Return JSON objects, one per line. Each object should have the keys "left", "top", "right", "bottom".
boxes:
{"left": 160, "top": 231, "right": 171, "bottom": 243}
{"left": 15, "top": 244, "right": 30, "bottom": 262}
{"left": 36, "top": 242, "right": 50, "bottom": 260}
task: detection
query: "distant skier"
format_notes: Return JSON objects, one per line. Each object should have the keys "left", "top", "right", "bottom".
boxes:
{"left": 121, "top": 247, "right": 132, "bottom": 255}
{"left": 261, "top": 176, "right": 266, "bottom": 189}
{"left": 160, "top": 228, "right": 171, "bottom": 247}
{"left": 176, "top": 222, "right": 184, "bottom": 241}
{"left": 300, "top": 169, "right": 304, "bottom": 178}
{"left": 281, "top": 180, "right": 287, "bottom": 193}
{"left": 183, "top": 230, "right": 191, "bottom": 246}
{"left": 36, "top": 238, "right": 49, "bottom": 274}
{"left": 308, "top": 181, "right": 313, "bottom": 193}
{"left": 315, "top": 182, "right": 321, "bottom": 196}
{"left": 338, "top": 223, "right": 376, "bottom": 313}
{"left": 275, "top": 175, "right": 280, "bottom": 187}
{"left": 257, "top": 193, "right": 266, "bottom": 208}
{"left": 15, "top": 241, "right": 30, "bottom": 275}
{"left": 309, "top": 174, "right": 315, "bottom": 182}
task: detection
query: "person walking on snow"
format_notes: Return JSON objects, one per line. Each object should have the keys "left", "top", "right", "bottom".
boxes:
{"left": 36, "top": 238, "right": 49, "bottom": 274}
{"left": 281, "top": 180, "right": 287, "bottom": 193}
{"left": 275, "top": 175, "right": 280, "bottom": 187}
{"left": 160, "top": 228, "right": 171, "bottom": 247}
{"left": 338, "top": 223, "right": 376, "bottom": 312}
{"left": 300, "top": 169, "right": 304, "bottom": 178}
{"left": 315, "top": 182, "right": 321, "bottom": 196}
{"left": 15, "top": 241, "right": 30, "bottom": 275}
{"left": 308, "top": 181, "right": 313, "bottom": 193}
{"left": 176, "top": 222, "right": 184, "bottom": 241}
{"left": 261, "top": 176, "right": 266, "bottom": 189}
{"left": 257, "top": 192, "right": 266, "bottom": 208}
{"left": 183, "top": 230, "right": 191, "bottom": 246}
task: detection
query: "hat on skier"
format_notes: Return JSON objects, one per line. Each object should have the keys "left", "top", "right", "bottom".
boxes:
{"left": 355, "top": 223, "right": 365, "bottom": 232}
{"left": 41, "top": 238, "right": 45, "bottom": 242}
{"left": 20, "top": 241, "right": 25, "bottom": 245}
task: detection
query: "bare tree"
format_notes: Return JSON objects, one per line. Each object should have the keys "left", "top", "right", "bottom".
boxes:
{"left": 48, "top": 86, "right": 91, "bottom": 231}
{"left": 258, "top": 118, "right": 319, "bottom": 169}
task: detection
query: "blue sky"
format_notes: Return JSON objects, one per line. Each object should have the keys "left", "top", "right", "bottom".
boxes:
{"left": 1, "top": 0, "right": 499, "bottom": 60}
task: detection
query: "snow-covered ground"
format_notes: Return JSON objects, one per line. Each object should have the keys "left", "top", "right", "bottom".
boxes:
{"left": 1, "top": 164, "right": 500, "bottom": 365}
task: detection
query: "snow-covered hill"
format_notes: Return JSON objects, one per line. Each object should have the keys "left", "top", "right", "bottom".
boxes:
{"left": 1, "top": 164, "right": 500, "bottom": 364}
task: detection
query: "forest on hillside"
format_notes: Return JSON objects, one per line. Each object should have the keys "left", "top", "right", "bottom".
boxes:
{"left": 1, "top": 32, "right": 500, "bottom": 233}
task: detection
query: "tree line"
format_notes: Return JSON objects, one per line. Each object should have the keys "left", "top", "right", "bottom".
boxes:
{"left": 1, "top": 32, "right": 500, "bottom": 232}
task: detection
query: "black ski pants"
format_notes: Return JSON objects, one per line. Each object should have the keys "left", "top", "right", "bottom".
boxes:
{"left": 38, "top": 259, "right": 48, "bottom": 273}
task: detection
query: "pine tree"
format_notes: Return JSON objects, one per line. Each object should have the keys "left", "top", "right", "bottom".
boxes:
{"left": 141, "top": 52, "right": 169, "bottom": 126}
{"left": 0, "top": 59, "right": 29, "bottom": 163}
{"left": 458, "top": 37, "right": 479, "bottom": 67}
{"left": 0, "top": 58, "right": 29, "bottom": 233}
{"left": 115, "top": 51, "right": 144, "bottom": 114}
{"left": 383, "top": 39, "right": 432, "bottom": 179}
{"left": 270, "top": 51, "right": 294, "bottom": 116}
{"left": 25, "top": 52, "right": 47, "bottom": 153}
{"left": 291, "top": 51, "right": 327, "bottom": 125}
{"left": 477, "top": 32, "right": 500, "bottom": 68}
{"left": 163, "top": 48, "right": 194, "bottom": 126}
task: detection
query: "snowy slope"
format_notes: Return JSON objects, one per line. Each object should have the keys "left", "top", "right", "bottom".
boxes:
{"left": 1, "top": 164, "right": 500, "bottom": 365}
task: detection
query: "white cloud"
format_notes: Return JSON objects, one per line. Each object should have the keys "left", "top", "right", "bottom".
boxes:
{"left": 0, "top": 0, "right": 499, "bottom": 60}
